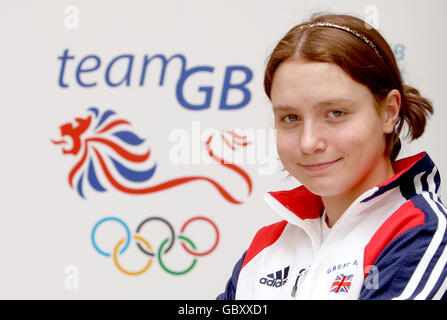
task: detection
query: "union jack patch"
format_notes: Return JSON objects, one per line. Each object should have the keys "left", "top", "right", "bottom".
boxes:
{"left": 329, "top": 273, "right": 353, "bottom": 294}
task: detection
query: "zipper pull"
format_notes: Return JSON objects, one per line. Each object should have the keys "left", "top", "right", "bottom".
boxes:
{"left": 291, "top": 268, "right": 308, "bottom": 298}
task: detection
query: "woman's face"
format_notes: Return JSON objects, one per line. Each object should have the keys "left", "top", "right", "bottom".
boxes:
{"left": 271, "top": 59, "right": 396, "bottom": 198}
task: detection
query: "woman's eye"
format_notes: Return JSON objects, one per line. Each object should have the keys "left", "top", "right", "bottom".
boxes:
{"left": 283, "top": 114, "right": 299, "bottom": 123}
{"left": 327, "top": 110, "right": 345, "bottom": 118}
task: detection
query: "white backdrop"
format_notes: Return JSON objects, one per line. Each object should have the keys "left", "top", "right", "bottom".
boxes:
{"left": 0, "top": 0, "right": 446, "bottom": 299}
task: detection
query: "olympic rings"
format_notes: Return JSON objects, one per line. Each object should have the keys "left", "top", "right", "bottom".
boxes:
{"left": 92, "top": 217, "right": 131, "bottom": 257}
{"left": 180, "top": 216, "right": 219, "bottom": 257}
{"left": 158, "top": 235, "right": 197, "bottom": 276}
{"left": 135, "top": 217, "right": 175, "bottom": 256}
{"left": 113, "top": 235, "right": 153, "bottom": 276}
{"left": 91, "top": 215, "right": 219, "bottom": 276}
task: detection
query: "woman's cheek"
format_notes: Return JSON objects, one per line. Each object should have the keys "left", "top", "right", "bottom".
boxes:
{"left": 332, "top": 120, "right": 371, "bottom": 151}
{"left": 276, "top": 133, "right": 297, "bottom": 164}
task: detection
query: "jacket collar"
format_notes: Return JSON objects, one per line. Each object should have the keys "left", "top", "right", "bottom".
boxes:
{"left": 264, "top": 152, "right": 439, "bottom": 221}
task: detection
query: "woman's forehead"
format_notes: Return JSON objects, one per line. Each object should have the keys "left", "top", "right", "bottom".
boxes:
{"left": 271, "top": 60, "right": 372, "bottom": 108}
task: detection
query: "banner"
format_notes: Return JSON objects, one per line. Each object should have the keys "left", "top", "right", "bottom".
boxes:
{"left": 0, "top": 0, "right": 445, "bottom": 299}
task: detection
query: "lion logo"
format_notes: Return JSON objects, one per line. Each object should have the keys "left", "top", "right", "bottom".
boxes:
{"left": 51, "top": 107, "right": 252, "bottom": 204}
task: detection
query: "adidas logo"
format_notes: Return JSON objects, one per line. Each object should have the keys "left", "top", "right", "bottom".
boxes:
{"left": 259, "top": 266, "right": 290, "bottom": 288}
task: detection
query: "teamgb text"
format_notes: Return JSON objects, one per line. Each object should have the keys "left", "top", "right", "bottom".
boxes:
{"left": 57, "top": 49, "right": 253, "bottom": 111}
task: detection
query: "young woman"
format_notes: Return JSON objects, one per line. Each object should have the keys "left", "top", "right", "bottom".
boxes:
{"left": 217, "top": 12, "right": 447, "bottom": 300}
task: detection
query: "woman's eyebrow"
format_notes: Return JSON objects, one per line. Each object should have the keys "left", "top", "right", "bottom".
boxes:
{"left": 273, "top": 98, "right": 353, "bottom": 111}
{"left": 272, "top": 105, "right": 296, "bottom": 112}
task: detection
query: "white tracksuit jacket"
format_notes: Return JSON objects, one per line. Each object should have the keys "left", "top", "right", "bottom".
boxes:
{"left": 217, "top": 152, "right": 447, "bottom": 300}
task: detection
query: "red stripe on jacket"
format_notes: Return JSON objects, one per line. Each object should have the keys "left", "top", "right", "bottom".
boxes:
{"left": 363, "top": 200, "right": 425, "bottom": 279}
{"left": 242, "top": 221, "right": 288, "bottom": 269}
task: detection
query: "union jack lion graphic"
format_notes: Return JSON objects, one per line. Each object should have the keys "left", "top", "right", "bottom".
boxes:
{"left": 51, "top": 107, "right": 252, "bottom": 204}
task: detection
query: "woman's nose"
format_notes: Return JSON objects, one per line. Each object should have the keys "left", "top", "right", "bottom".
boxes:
{"left": 299, "top": 121, "right": 326, "bottom": 154}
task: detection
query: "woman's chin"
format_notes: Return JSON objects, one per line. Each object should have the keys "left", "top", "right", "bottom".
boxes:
{"left": 299, "top": 179, "right": 345, "bottom": 197}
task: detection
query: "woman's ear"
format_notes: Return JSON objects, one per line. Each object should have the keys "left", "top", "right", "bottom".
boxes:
{"left": 381, "top": 89, "right": 401, "bottom": 134}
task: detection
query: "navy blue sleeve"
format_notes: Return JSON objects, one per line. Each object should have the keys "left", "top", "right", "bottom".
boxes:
{"left": 216, "top": 251, "right": 246, "bottom": 300}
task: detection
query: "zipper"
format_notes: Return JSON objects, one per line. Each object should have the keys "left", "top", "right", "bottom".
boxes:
{"left": 291, "top": 267, "right": 309, "bottom": 298}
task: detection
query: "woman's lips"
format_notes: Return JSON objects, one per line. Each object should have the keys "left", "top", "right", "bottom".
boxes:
{"left": 299, "top": 158, "right": 342, "bottom": 171}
